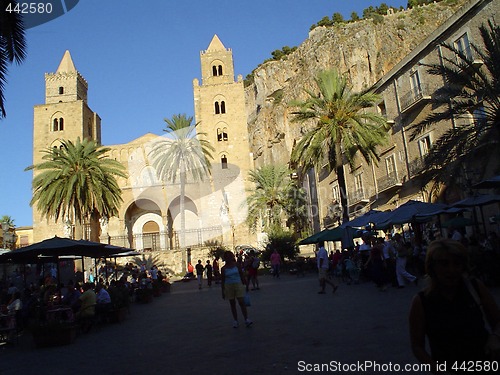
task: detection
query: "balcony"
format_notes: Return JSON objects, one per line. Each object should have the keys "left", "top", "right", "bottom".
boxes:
{"left": 400, "top": 84, "right": 431, "bottom": 114}
{"left": 348, "top": 189, "right": 369, "bottom": 206}
{"left": 408, "top": 157, "right": 425, "bottom": 177}
{"left": 377, "top": 172, "right": 402, "bottom": 193}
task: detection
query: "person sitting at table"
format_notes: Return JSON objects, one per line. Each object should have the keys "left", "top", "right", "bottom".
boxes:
{"left": 76, "top": 283, "right": 96, "bottom": 321}
{"left": 95, "top": 283, "right": 112, "bottom": 318}
{"left": 7, "top": 291, "right": 22, "bottom": 314}
{"left": 63, "top": 281, "right": 81, "bottom": 313}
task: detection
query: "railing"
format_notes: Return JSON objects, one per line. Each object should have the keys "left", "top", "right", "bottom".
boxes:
{"left": 348, "top": 189, "right": 368, "bottom": 206}
{"left": 408, "top": 157, "right": 425, "bottom": 177}
{"left": 377, "top": 172, "right": 402, "bottom": 192}
{"left": 109, "top": 226, "right": 224, "bottom": 251}
{"left": 400, "top": 83, "right": 431, "bottom": 113}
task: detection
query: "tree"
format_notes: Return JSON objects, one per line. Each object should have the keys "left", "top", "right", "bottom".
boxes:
{"left": 332, "top": 13, "right": 344, "bottom": 24}
{"left": 351, "top": 12, "right": 360, "bottom": 22}
{"left": 409, "top": 20, "right": 500, "bottom": 183}
{"left": 0, "top": 0, "right": 27, "bottom": 118}
{"left": 0, "top": 215, "right": 14, "bottom": 226}
{"left": 290, "top": 69, "right": 388, "bottom": 223}
{"left": 148, "top": 114, "right": 214, "bottom": 249}
{"left": 27, "top": 138, "right": 126, "bottom": 240}
{"left": 245, "top": 164, "right": 308, "bottom": 233}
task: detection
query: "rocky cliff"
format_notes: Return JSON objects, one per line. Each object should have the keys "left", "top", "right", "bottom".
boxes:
{"left": 245, "top": 0, "right": 468, "bottom": 167}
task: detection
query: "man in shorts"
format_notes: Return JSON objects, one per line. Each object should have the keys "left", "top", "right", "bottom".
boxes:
{"left": 317, "top": 241, "right": 338, "bottom": 294}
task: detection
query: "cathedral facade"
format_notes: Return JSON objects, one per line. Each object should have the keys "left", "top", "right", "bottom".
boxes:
{"left": 32, "top": 36, "right": 257, "bottom": 257}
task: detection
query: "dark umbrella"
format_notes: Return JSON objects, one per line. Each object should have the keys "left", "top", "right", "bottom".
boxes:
{"left": 472, "top": 175, "right": 500, "bottom": 189}
{"left": 376, "top": 200, "right": 449, "bottom": 227}
{"left": 442, "top": 217, "right": 475, "bottom": 228}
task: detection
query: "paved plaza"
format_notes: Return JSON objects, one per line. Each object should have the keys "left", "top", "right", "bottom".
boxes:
{"left": 1, "top": 272, "right": 499, "bottom": 375}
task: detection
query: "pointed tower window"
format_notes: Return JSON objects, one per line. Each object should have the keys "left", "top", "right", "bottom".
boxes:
{"left": 215, "top": 102, "right": 220, "bottom": 114}
{"left": 217, "top": 128, "right": 222, "bottom": 141}
{"left": 221, "top": 155, "right": 228, "bottom": 169}
{"left": 218, "top": 65, "right": 223, "bottom": 76}
{"left": 53, "top": 119, "right": 59, "bottom": 131}
{"left": 220, "top": 101, "right": 226, "bottom": 114}
{"left": 59, "top": 118, "right": 64, "bottom": 131}
{"left": 59, "top": 87, "right": 64, "bottom": 95}
{"left": 212, "top": 66, "right": 218, "bottom": 76}
{"left": 222, "top": 127, "right": 228, "bottom": 141}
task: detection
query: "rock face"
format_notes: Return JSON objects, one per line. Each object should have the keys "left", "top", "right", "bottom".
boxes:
{"left": 245, "top": 0, "right": 467, "bottom": 167}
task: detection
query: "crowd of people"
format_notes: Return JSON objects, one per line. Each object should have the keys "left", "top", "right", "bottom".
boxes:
{"left": 0, "top": 261, "right": 171, "bottom": 338}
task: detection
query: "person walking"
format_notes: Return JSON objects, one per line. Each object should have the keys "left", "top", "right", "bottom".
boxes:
{"left": 221, "top": 250, "right": 252, "bottom": 328}
{"left": 213, "top": 256, "right": 221, "bottom": 284}
{"left": 205, "top": 260, "right": 213, "bottom": 287}
{"left": 195, "top": 260, "right": 204, "bottom": 290}
{"left": 316, "top": 241, "right": 338, "bottom": 294}
{"left": 270, "top": 249, "right": 282, "bottom": 278}
{"left": 393, "top": 233, "right": 417, "bottom": 288}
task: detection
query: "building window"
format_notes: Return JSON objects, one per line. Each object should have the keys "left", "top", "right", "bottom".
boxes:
{"left": 472, "top": 106, "right": 487, "bottom": 127}
{"left": 410, "top": 70, "right": 422, "bottom": 98}
{"left": 221, "top": 155, "right": 228, "bottom": 169}
{"left": 332, "top": 184, "right": 341, "bottom": 202}
{"left": 214, "top": 101, "right": 226, "bottom": 114}
{"left": 354, "top": 173, "right": 364, "bottom": 195}
{"left": 377, "top": 101, "right": 387, "bottom": 117}
{"left": 88, "top": 122, "right": 92, "bottom": 138}
{"left": 418, "top": 135, "right": 432, "bottom": 157}
{"left": 212, "top": 65, "right": 223, "bottom": 76}
{"left": 454, "top": 33, "right": 473, "bottom": 61}
{"left": 222, "top": 127, "right": 228, "bottom": 141}
{"left": 385, "top": 154, "right": 397, "bottom": 177}
{"left": 52, "top": 117, "right": 64, "bottom": 131}
{"left": 58, "top": 87, "right": 64, "bottom": 95}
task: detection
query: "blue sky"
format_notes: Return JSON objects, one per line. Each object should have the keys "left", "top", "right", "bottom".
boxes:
{"left": 0, "top": 0, "right": 408, "bottom": 228}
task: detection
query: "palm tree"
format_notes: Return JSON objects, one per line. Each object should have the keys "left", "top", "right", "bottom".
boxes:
{"left": 0, "top": 0, "right": 27, "bottom": 118}
{"left": 246, "top": 164, "right": 308, "bottom": 234}
{"left": 0, "top": 215, "right": 14, "bottom": 227}
{"left": 409, "top": 20, "right": 500, "bottom": 182}
{"left": 290, "top": 69, "right": 388, "bottom": 223}
{"left": 148, "top": 114, "right": 214, "bottom": 249}
{"left": 27, "top": 138, "right": 127, "bottom": 240}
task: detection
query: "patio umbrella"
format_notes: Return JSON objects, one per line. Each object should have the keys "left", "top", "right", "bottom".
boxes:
{"left": 472, "top": 175, "right": 500, "bottom": 189}
{"left": 340, "top": 210, "right": 392, "bottom": 228}
{"left": 442, "top": 217, "right": 475, "bottom": 228}
{"left": 376, "top": 200, "right": 449, "bottom": 228}
{"left": 451, "top": 194, "right": 500, "bottom": 208}
{"left": 451, "top": 194, "right": 500, "bottom": 234}
{"left": 5, "top": 236, "right": 109, "bottom": 262}
{"left": 298, "top": 229, "right": 331, "bottom": 245}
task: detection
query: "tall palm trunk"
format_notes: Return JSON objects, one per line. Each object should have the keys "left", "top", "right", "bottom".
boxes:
{"left": 335, "top": 140, "right": 349, "bottom": 224}
{"left": 179, "top": 161, "right": 186, "bottom": 249}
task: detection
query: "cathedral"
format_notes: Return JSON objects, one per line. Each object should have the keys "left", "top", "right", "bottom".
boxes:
{"left": 32, "top": 35, "right": 257, "bottom": 259}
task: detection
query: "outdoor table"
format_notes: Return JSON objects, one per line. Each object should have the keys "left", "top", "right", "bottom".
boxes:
{"left": 46, "top": 306, "right": 74, "bottom": 323}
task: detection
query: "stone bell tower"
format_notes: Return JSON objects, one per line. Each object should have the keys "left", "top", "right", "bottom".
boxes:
{"left": 193, "top": 35, "right": 256, "bottom": 247}
{"left": 32, "top": 50, "right": 102, "bottom": 242}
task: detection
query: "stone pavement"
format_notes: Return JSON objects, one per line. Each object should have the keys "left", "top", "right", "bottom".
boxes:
{"left": 1, "top": 273, "right": 499, "bottom": 375}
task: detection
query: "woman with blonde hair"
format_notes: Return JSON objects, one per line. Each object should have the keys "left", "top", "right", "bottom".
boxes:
{"left": 221, "top": 251, "right": 252, "bottom": 328}
{"left": 409, "top": 239, "right": 500, "bottom": 373}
